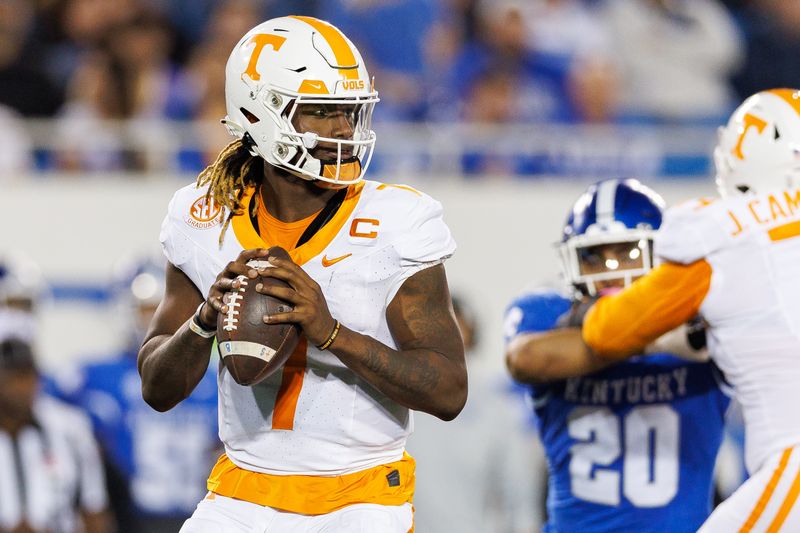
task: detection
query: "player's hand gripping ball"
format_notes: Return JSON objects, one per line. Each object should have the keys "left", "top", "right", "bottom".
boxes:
{"left": 217, "top": 247, "right": 300, "bottom": 386}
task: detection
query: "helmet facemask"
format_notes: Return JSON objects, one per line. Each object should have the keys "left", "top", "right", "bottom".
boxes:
{"left": 224, "top": 86, "right": 378, "bottom": 189}
{"left": 559, "top": 227, "right": 656, "bottom": 297}
{"left": 277, "top": 93, "right": 377, "bottom": 188}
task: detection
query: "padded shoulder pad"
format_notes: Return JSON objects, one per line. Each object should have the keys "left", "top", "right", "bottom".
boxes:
{"left": 159, "top": 183, "right": 214, "bottom": 269}
{"left": 504, "top": 289, "right": 572, "bottom": 343}
{"left": 365, "top": 183, "right": 456, "bottom": 265}
{"left": 655, "top": 198, "right": 730, "bottom": 264}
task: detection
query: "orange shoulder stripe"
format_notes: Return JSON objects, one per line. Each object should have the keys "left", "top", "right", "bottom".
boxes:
{"left": 582, "top": 260, "right": 712, "bottom": 360}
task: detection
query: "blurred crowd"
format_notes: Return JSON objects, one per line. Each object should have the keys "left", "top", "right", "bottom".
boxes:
{"left": 0, "top": 0, "right": 795, "bottom": 174}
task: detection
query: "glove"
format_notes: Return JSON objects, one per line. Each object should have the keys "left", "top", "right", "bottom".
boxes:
{"left": 556, "top": 296, "right": 599, "bottom": 328}
{"left": 556, "top": 285, "right": 625, "bottom": 328}
{"left": 645, "top": 315, "right": 709, "bottom": 362}
{"left": 686, "top": 315, "right": 707, "bottom": 351}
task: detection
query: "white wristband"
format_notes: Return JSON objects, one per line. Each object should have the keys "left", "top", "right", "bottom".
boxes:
{"left": 189, "top": 303, "right": 216, "bottom": 339}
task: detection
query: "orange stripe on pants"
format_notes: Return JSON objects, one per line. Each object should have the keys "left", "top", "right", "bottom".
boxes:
{"left": 740, "top": 448, "right": 794, "bottom": 533}
{"left": 766, "top": 466, "right": 800, "bottom": 532}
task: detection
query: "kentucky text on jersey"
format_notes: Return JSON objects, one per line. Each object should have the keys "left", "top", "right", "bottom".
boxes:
{"left": 562, "top": 367, "right": 687, "bottom": 405}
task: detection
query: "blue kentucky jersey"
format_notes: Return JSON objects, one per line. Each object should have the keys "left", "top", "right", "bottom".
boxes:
{"left": 504, "top": 290, "right": 730, "bottom": 533}
{"left": 44, "top": 350, "right": 219, "bottom": 517}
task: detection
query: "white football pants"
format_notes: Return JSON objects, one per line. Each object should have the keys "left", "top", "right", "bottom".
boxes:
{"left": 700, "top": 446, "right": 800, "bottom": 533}
{"left": 180, "top": 492, "right": 414, "bottom": 533}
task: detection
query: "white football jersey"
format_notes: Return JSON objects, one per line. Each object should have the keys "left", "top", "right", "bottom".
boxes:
{"left": 160, "top": 180, "right": 455, "bottom": 476}
{"left": 656, "top": 187, "right": 800, "bottom": 472}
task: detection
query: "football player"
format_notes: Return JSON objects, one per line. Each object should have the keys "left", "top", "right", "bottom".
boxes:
{"left": 505, "top": 179, "right": 730, "bottom": 532}
{"left": 47, "top": 256, "right": 219, "bottom": 533}
{"left": 581, "top": 89, "right": 800, "bottom": 532}
{"left": 138, "top": 16, "right": 466, "bottom": 533}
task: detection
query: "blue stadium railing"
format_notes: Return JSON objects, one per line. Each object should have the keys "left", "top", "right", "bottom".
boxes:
{"left": 17, "top": 120, "right": 719, "bottom": 180}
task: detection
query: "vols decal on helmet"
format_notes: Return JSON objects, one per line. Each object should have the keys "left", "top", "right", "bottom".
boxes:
{"left": 243, "top": 34, "right": 287, "bottom": 81}
{"left": 342, "top": 80, "right": 365, "bottom": 91}
{"left": 732, "top": 113, "right": 767, "bottom": 160}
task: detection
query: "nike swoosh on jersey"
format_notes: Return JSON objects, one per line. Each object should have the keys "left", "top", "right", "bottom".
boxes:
{"left": 321, "top": 253, "right": 352, "bottom": 267}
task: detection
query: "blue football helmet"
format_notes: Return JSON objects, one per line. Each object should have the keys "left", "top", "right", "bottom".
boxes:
{"left": 111, "top": 254, "right": 166, "bottom": 346}
{"left": 559, "top": 179, "right": 665, "bottom": 296}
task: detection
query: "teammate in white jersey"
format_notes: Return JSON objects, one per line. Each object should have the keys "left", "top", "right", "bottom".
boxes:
{"left": 579, "top": 88, "right": 800, "bottom": 532}
{"left": 138, "top": 16, "right": 466, "bottom": 533}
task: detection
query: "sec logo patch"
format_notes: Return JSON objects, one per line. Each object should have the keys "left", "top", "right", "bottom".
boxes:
{"left": 187, "top": 195, "right": 221, "bottom": 229}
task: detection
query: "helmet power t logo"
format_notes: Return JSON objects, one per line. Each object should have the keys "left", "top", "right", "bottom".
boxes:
{"left": 732, "top": 113, "right": 767, "bottom": 160}
{"left": 244, "top": 34, "right": 287, "bottom": 81}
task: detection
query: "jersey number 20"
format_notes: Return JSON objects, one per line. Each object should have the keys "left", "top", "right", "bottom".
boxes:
{"left": 568, "top": 404, "right": 679, "bottom": 507}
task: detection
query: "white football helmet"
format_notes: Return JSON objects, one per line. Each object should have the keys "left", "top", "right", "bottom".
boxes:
{"left": 0, "top": 252, "right": 44, "bottom": 312}
{"left": 223, "top": 16, "right": 379, "bottom": 188}
{"left": 0, "top": 252, "right": 45, "bottom": 344}
{"left": 715, "top": 88, "right": 800, "bottom": 196}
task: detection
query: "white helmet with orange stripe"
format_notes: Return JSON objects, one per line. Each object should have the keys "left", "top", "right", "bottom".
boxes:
{"left": 223, "top": 16, "right": 379, "bottom": 188}
{"left": 715, "top": 88, "right": 800, "bottom": 196}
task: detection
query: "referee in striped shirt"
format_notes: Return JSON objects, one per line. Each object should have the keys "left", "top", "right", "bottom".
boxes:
{"left": 0, "top": 338, "right": 111, "bottom": 533}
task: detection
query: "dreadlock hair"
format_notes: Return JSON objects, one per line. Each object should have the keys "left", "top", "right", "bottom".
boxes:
{"left": 196, "top": 139, "right": 264, "bottom": 246}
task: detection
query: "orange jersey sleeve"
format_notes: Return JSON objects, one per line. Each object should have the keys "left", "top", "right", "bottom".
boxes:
{"left": 582, "top": 260, "right": 712, "bottom": 360}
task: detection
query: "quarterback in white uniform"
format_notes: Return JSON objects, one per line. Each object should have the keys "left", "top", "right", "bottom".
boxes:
{"left": 138, "top": 16, "right": 466, "bottom": 533}
{"left": 582, "top": 89, "right": 800, "bottom": 532}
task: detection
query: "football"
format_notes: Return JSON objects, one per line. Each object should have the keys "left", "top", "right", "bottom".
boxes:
{"left": 216, "top": 247, "right": 300, "bottom": 386}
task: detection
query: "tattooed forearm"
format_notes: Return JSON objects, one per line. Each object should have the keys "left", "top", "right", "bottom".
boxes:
{"left": 329, "top": 264, "right": 467, "bottom": 420}
{"left": 361, "top": 344, "right": 442, "bottom": 393}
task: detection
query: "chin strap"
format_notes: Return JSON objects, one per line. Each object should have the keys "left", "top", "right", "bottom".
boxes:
{"left": 221, "top": 118, "right": 261, "bottom": 157}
